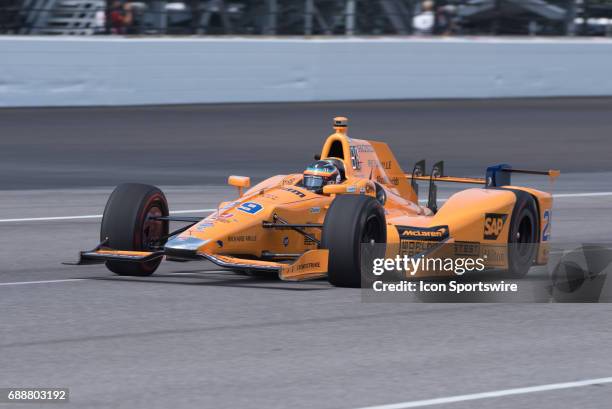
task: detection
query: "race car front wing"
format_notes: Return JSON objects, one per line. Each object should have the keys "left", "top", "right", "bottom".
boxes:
{"left": 67, "top": 241, "right": 329, "bottom": 282}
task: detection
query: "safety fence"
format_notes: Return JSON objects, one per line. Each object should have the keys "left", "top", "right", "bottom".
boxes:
{"left": 2, "top": 0, "right": 612, "bottom": 37}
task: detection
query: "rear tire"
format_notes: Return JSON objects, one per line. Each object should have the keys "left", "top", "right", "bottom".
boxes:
{"left": 322, "top": 195, "right": 386, "bottom": 288}
{"left": 507, "top": 192, "right": 538, "bottom": 278}
{"left": 100, "top": 183, "right": 169, "bottom": 276}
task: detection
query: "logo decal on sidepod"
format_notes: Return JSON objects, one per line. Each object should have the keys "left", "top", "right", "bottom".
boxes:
{"left": 396, "top": 225, "right": 450, "bottom": 241}
{"left": 483, "top": 213, "right": 508, "bottom": 240}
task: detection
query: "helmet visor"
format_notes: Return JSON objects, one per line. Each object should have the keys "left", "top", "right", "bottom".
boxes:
{"left": 303, "top": 175, "right": 324, "bottom": 190}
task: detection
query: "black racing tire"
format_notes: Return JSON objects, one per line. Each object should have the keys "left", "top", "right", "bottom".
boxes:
{"left": 100, "top": 183, "right": 169, "bottom": 276}
{"left": 507, "top": 191, "right": 539, "bottom": 278}
{"left": 322, "top": 195, "right": 387, "bottom": 288}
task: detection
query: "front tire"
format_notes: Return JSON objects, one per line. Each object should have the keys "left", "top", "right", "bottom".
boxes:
{"left": 100, "top": 183, "right": 169, "bottom": 276}
{"left": 507, "top": 192, "right": 538, "bottom": 278}
{"left": 322, "top": 195, "right": 386, "bottom": 288}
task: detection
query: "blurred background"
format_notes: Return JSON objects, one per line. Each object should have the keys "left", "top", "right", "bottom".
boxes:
{"left": 2, "top": 0, "right": 612, "bottom": 37}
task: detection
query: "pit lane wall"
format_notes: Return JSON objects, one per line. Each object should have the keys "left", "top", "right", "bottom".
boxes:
{"left": 2, "top": 36, "right": 612, "bottom": 107}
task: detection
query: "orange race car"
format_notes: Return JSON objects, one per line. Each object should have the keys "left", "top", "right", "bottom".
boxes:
{"left": 71, "top": 117, "right": 559, "bottom": 287}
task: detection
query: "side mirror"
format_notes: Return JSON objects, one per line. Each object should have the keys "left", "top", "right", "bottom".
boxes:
{"left": 228, "top": 175, "right": 250, "bottom": 197}
{"left": 314, "top": 153, "right": 321, "bottom": 160}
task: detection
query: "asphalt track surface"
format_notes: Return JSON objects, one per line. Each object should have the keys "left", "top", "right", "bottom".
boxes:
{"left": 3, "top": 97, "right": 612, "bottom": 189}
{"left": 1, "top": 98, "right": 612, "bottom": 409}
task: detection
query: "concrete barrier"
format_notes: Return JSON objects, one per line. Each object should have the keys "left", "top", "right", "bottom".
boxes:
{"left": 1, "top": 36, "right": 612, "bottom": 107}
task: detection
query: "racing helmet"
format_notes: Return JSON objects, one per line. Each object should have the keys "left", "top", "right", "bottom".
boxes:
{"left": 303, "top": 160, "right": 342, "bottom": 192}
{"left": 324, "top": 157, "right": 346, "bottom": 180}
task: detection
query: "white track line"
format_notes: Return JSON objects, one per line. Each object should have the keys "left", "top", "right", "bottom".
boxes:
{"left": 0, "top": 214, "right": 104, "bottom": 223}
{"left": 0, "top": 209, "right": 216, "bottom": 223}
{"left": 354, "top": 377, "right": 612, "bottom": 409}
{"left": 0, "top": 279, "right": 87, "bottom": 286}
{"left": 554, "top": 192, "right": 612, "bottom": 198}
{"left": 171, "top": 209, "right": 216, "bottom": 214}
{"left": 418, "top": 191, "right": 612, "bottom": 204}
{"left": 0, "top": 273, "right": 233, "bottom": 287}
{"left": 1, "top": 191, "right": 611, "bottom": 224}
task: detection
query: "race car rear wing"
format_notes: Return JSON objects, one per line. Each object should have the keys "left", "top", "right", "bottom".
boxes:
{"left": 405, "top": 161, "right": 559, "bottom": 212}
{"left": 484, "top": 164, "right": 560, "bottom": 187}
{"left": 405, "top": 162, "right": 560, "bottom": 188}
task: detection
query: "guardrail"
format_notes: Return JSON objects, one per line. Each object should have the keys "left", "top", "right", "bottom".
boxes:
{"left": 1, "top": 36, "right": 612, "bottom": 107}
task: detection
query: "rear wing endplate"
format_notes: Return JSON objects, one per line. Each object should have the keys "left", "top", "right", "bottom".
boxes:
{"left": 485, "top": 164, "right": 560, "bottom": 187}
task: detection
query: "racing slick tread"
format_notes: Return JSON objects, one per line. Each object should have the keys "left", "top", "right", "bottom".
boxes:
{"left": 101, "top": 183, "right": 169, "bottom": 276}
{"left": 506, "top": 190, "right": 539, "bottom": 278}
{"left": 322, "top": 195, "right": 386, "bottom": 288}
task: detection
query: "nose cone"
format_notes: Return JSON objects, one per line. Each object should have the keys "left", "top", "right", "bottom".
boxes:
{"left": 164, "top": 236, "right": 210, "bottom": 259}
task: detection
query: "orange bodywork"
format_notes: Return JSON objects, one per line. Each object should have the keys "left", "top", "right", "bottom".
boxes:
{"left": 84, "top": 117, "right": 557, "bottom": 280}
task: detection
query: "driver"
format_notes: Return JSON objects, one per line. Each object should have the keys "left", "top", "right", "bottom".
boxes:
{"left": 302, "top": 159, "right": 345, "bottom": 193}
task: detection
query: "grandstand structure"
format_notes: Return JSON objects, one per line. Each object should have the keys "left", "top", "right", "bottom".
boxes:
{"left": 2, "top": 0, "right": 611, "bottom": 36}
{"left": 17, "top": 0, "right": 104, "bottom": 34}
